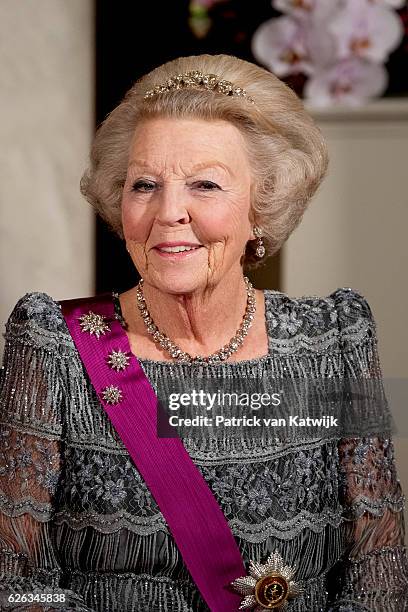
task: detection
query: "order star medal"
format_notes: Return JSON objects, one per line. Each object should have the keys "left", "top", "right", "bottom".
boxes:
{"left": 78, "top": 311, "right": 110, "bottom": 339}
{"left": 107, "top": 349, "right": 130, "bottom": 372}
{"left": 101, "top": 385, "right": 123, "bottom": 405}
{"left": 230, "top": 551, "right": 303, "bottom": 610}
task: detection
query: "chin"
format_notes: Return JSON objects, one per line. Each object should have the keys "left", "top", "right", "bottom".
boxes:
{"left": 148, "top": 270, "right": 213, "bottom": 296}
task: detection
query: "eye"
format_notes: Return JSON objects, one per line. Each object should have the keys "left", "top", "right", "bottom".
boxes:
{"left": 131, "top": 180, "right": 156, "bottom": 192}
{"left": 194, "top": 180, "right": 220, "bottom": 190}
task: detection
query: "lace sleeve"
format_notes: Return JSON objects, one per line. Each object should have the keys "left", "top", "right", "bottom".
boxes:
{"left": 0, "top": 293, "right": 96, "bottom": 612}
{"left": 327, "top": 289, "right": 408, "bottom": 611}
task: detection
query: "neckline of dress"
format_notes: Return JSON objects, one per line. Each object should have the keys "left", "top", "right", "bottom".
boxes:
{"left": 111, "top": 287, "right": 280, "bottom": 368}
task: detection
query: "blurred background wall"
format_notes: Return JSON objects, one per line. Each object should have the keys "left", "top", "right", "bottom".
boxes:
{"left": 0, "top": 0, "right": 94, "bottom": 343}
{"left": 284, "top": 99, "right": 408, "bottom": 380}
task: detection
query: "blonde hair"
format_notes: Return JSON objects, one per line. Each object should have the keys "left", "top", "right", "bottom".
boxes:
{"left": 81, "top": 54, "right": 329, "bottom": 269}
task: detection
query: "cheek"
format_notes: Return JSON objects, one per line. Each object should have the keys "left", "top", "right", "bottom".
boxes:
{"left": 122, "top": 200, "right": 149, "bottom": 242}
{"left": 198, "top": 198, "right": 251, "bottom": 244}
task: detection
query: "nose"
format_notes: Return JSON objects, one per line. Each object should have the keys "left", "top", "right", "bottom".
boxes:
{"left": 154, "top": 183, "right": 191, "bottom": 226}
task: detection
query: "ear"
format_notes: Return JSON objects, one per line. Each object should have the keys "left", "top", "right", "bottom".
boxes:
{"left": 249, "top": 226, "right": 256, "bottom": 241}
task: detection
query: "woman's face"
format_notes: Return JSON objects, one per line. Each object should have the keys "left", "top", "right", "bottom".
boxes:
{"left": 121, "top": 117, "right": 255, "bottom": 295}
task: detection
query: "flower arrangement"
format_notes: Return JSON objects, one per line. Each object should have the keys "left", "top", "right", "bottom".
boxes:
{"left": 251, "top": 0, "right": 406, "bottom": 107}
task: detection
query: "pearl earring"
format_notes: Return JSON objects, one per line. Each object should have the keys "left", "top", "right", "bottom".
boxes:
{"left": 253, "top": 226, "right": 265, "bottom": 258}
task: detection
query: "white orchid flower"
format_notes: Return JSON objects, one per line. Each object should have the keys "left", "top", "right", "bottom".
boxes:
{"left": 304, "top": 57, "right": 388, "bottom": 107}
{"left": 272, "top": 0, "right": 342, "bottom": 22}
{"left": 367, "top": 0, "right": 406, "bottom": 7}
{"left": 252, "top": 15, "right": 337, "bottom": 76}
{"left": 329, "top": 0, "right": 404, "bottom": 63}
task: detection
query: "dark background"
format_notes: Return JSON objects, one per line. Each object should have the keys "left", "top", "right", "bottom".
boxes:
{"left": 94, "top": 0, "right": 408, "bottom": 295}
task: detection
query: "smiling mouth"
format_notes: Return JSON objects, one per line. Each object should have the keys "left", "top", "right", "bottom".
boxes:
{"left": 153, "top": 245, "right": 203, "bottom": 258}
{"left": 155, "top": 245, "right": 202, "bottom": 253}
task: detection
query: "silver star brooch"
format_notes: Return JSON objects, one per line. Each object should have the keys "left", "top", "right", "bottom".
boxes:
{"left": 101, "top": 385, "right": 123, "bottom": 405}
{"left": 230, "top": 551, "right": 303, "bottom": 610}
{"left": 78, "top": 311, "right": 110, "bottom": 339}
{"left": 106, "top": 349, "right": 130, "bottom": 372}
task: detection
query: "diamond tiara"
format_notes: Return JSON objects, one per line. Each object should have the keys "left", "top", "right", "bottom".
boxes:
{"left": 143, "top": 70, "right": 255, "bottom": 104}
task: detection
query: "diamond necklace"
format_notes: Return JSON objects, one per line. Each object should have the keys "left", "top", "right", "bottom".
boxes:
{"left": 135, "top": 276, "right": 256, "bottom": 364}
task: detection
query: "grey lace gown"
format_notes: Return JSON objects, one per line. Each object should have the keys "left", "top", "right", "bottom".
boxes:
{"left": 0, "top": 287, "right": 407, "bottom": 612}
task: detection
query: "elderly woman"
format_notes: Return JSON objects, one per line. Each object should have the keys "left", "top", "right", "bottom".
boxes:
{"left": 0, "top": 54, "right": 407, "bottom": 612}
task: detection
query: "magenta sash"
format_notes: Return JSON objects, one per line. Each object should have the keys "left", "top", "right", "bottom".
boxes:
{"left": 60, "top": 293, "right": 245, "bottom": 611}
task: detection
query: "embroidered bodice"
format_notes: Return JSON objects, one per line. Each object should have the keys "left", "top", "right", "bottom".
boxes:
{"left": 0, "top": 288, "right": 407, "bottom": 611}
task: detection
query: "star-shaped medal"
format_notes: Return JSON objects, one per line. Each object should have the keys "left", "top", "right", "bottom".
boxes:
{"left": 230, "top": 551, "right": 303, "bottom": 610}
{"left": 106, "top": 349, "right": 130, "bottom": 372}
{"left": 78, "top": 311, "right": 110, "bottom": 339}
{"left": 101, "top": 385, "right": 123, "bottom": 405}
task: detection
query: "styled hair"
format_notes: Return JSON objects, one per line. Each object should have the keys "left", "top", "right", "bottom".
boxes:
{"left": 80, "top": 54, "right": 329, "bottom": 269}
